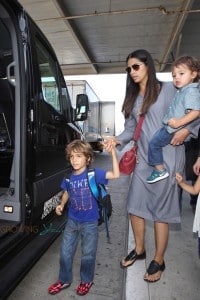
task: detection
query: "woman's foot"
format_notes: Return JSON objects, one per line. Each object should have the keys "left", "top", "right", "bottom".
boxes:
{"left": 144, "top": 260, "right": 165, "bottom": 282}
{"left": 120, "top": 249, "right": 146, "bottom": 268}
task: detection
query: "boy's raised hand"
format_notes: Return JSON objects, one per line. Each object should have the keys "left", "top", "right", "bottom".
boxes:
{"left": 103, "top": 137, "right": 118, "bottom": 153}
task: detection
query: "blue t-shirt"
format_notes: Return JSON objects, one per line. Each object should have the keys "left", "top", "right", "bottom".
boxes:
{"left": 61, "top": 168, "right": 108, "bottom": 222}
{"left": 163, "top": 82, "right": 200, "bottom": 133}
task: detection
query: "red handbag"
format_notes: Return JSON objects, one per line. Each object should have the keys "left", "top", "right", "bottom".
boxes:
{"left": 119, "top": 115, "right": 144, "bottom": 175}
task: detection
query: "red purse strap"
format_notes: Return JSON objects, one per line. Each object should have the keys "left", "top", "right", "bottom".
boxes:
{"left": 133, "top": 115, "right": 145, "bottom": 142}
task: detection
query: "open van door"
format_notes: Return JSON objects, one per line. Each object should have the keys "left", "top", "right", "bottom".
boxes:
{"left": 0, "top": 1, "right": 85, "bottom": 298}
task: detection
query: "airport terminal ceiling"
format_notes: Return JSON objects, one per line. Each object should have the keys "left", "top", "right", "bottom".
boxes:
{"left": 19, "top": 0, "right": 200, "bottom": 75}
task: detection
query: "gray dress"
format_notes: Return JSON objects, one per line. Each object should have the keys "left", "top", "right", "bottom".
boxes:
{"left": 117, "top": 82, "right": 198, "bottom": 224}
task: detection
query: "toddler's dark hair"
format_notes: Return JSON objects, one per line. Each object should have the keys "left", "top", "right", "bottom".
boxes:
{"left": 172, "top": 56, "right": 200, "bottom": 82}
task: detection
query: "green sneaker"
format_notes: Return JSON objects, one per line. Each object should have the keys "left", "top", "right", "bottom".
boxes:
{"left": 146, "top": 169, "right": 169, "bottom": 183}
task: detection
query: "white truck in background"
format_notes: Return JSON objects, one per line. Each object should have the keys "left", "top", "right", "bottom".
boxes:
{"left": 66, "top": 80, "right": 115, "bottom": 151}
{"left": 100, "top": 101, "right": 115, "bottom": 137}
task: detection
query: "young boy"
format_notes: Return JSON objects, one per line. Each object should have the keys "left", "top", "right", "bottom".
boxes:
{"left": 48, "top": 139, "right": 119, "bottom": 296}
{"left": 146, "top": 56, "right": 200, "bottom": 183}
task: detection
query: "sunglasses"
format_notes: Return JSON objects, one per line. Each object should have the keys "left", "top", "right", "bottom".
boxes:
{"left": 125, "top": 63, "right": 143, "bottom": 73}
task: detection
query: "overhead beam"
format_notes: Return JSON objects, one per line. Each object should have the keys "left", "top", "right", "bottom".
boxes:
{"left": 159, "top": 0, "right": 194, "bottom": 71}
{"left": 35, "top": 4, "right": 200, "bottom": 21}
{"left": 53, "top": 0, "right": 98, "bottom": 74}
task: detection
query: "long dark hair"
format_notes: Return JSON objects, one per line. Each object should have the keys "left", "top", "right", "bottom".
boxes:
{"left": 122, "top": 49, "right": 161, "bottom": 118}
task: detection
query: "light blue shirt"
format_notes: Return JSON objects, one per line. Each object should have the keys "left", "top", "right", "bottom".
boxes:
{"left": 163, "top": 82, "right": 200, "bottom": 133}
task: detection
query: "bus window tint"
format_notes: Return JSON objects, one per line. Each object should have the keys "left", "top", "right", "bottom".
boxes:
{"left": 36, "top": 38, "right": 61, "bottom": 112}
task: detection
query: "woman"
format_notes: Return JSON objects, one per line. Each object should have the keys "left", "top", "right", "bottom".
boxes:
{"left": 104, "top": 49, "right": 199, "bottom": 282}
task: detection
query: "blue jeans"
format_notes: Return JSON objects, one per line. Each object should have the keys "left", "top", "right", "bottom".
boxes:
{"left": 59, "top": 218, "right": 98, "bottom": 283}
{"left": 148, "top": 127, "right": 173, "bottom": 166}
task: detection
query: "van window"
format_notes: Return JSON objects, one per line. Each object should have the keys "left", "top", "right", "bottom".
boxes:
{"left": 36, "top": 38, "right": 61, "bottom": 112}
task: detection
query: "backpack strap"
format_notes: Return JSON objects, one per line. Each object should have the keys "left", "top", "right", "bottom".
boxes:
{"left": 87, "top": 168, "right": 111, "bottom": 243}
{"left": 87, "top": 168, "right": 99, "bottom": 200}
{"left": 87, "top": 168, "right": 108, "bottom": 202}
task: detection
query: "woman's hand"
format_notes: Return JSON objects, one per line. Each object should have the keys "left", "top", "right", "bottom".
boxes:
{"left": 103, "top": 137, "right": 119, "bottom": 152}
{"left": 170, "top": 128, "right": 190, "bottom": 146}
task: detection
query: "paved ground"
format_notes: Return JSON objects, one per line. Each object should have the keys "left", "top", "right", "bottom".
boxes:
{"left": 7, "top": 151, "right": 200, "bottom": 300}
{"left": 126, "top": 199, "right": 200, "bottom": 300}
{"left": 7, "top": 152, "right": 129, "bottom": 300}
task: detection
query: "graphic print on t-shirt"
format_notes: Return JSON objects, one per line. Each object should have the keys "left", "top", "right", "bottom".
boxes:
{"left": 70, "top": 178, "right": 93, "bottom": 211}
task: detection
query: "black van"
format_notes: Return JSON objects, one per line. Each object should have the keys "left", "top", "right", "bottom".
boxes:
{"left": 0, "top": 0, "right": 88, "bottom": 298}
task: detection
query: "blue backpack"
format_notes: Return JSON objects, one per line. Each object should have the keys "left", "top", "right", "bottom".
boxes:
{"left": 87, "top": 168, "right": 112, "bottom": 242}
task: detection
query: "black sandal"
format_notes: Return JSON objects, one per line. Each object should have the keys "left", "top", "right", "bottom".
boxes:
{"left": 144, "top": 260, "right": 165, "bottom": 282}
{"left": 120, "top": 249, "right": 146, "bottom": 268}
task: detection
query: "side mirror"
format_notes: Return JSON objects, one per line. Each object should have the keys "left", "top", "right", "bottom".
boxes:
{"left": 75, "top": 94, "right": 89, "bottom": 121}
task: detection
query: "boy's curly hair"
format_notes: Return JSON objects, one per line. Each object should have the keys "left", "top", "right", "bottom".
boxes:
{"left": 65, "top": 140, "right": 93, "bottom": 166}
{"left": 172, "top": 55, "right": 200, "bottom": 82}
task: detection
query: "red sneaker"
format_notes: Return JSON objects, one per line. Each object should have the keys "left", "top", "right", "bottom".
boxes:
{"left": 48, "top": 281, "right": 71, "bottom": 294}
{"left": 76, "top": 282, "right": 93, "bottom": 296}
